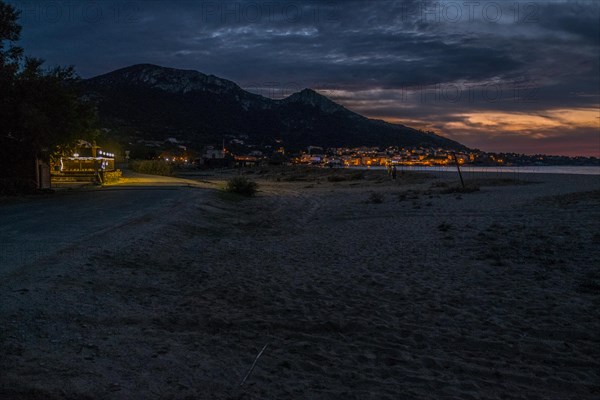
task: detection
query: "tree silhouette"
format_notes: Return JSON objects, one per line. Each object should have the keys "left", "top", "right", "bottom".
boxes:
{"left": 0, "top": 1, "right": 96, "bottom": 192}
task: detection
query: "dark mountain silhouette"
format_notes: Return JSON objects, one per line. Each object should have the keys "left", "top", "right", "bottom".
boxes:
{"left": 80, "top": 64, "right": 465, "bottom": 150}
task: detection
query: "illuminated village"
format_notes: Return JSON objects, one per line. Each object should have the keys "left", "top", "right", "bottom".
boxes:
{"left": 129, "top": 135, "right": 598, "bottom": 171}
{"left": 293, "top": 146, "right": 472, "bottom": 167}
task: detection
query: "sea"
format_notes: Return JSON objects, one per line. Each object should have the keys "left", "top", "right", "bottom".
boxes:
{"left": 351, "top": 165, "right": 600, "bottom": 176}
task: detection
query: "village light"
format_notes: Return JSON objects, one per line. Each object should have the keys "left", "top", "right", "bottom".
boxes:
{"left": 73, "top": 153, "right": 79, "bottom": 157}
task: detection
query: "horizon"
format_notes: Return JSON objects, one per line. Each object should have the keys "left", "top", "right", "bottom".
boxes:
{"left": 8, "top": 0, "right": 600, "bottom": 157}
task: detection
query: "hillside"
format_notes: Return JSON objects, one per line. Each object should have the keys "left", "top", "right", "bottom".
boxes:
{"left": 80, "top": 64, "right": 465, "bottom": 150}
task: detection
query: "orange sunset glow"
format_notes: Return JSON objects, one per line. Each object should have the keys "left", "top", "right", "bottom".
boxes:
{"left": 372, "top": 107, "right": 600, "bottom": 156}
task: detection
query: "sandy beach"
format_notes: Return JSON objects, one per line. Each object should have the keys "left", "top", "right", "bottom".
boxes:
{"left": 1, "top": 167, "right": 599, "bottom": 399}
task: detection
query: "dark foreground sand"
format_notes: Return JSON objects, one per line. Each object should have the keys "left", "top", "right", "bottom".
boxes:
{"left": 1, "top": 168, "right": 599, "bottom": 399}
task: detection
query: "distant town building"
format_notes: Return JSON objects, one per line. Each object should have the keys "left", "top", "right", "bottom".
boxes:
{"left": 202, "top": 146, "right": 225, "bottom": 159}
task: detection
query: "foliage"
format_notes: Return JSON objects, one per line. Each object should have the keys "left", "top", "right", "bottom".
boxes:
{"left": 225, "top": 176, "right": 258, "bottom": 196}
{"left": 103, "top": 170, "right": 122, "bottom": 183}
{"left": 0, "top": 1, "right": 96, "bottom": 159}
{"left": 16, "top": 61, "right": 95, "bottom": 151}
{"left": 0, "top": 1, "right": 23, "bottom": 72}
{"left": 129, "top": 160, "right": 173, "bottom": 176}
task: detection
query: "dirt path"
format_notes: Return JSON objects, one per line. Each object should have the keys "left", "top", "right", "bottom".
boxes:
{"left": 0, "top": 173, "right": 213, "bottom": 278}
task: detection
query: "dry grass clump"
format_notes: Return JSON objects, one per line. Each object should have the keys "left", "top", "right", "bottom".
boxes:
{"left": 430, "top": 181, "right": 449, "bottom": 188}
{"left": 440, "top": 184, "right": 480, "bottom": 194}
{"left": 225, "top": 176, "right": 258, "bottom": 196}
{"left": 367, "top": 192, "right": 384, "bottom": 204}
{"left": 327, "top": 171, "right": 364, "bottom": 182}
{"left": 397, "top": 190, "right": 422, "bottom": 202}
{"left": 536, "top": 190, "right": 600, "bottom": 208}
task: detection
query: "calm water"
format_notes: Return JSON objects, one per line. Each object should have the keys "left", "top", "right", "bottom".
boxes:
{"left": 353, "top": 165, "right": 600, "bottom": 175}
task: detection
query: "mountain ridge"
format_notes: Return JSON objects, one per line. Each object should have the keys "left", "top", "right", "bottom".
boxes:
{"left": 80, "top": 64, "right": 466, "bottom": 150}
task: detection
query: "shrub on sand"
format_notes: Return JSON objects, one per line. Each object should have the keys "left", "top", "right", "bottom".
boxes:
{"left": 226, "top": 176, "right": 258, "bottom": 196}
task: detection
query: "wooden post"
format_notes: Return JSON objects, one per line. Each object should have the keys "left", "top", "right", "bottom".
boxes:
{"left": 35, "top": 157, "right": 40, "bottom": 190}
{"left": 453, "top": 153, "right": 465, "bottom": 189}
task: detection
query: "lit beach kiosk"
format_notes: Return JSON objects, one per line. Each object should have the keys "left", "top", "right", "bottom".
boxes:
{"left": 52, "top": 141, "right": 116, "bottom": 184}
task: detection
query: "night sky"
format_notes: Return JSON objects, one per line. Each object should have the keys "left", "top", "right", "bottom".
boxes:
{"left": 8, "top": 0, "right": 600, "bottom": 156}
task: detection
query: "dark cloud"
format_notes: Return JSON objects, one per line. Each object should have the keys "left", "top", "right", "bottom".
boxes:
{"left": 537, "top": 1, "right": 600, "bottom": 45}
{"left": 6, "top": 0, "right": 600, "bottom": 155}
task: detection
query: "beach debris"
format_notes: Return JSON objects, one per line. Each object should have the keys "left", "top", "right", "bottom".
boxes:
{"left": 240, "top": 342, "right": 269, "bottom": 386}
